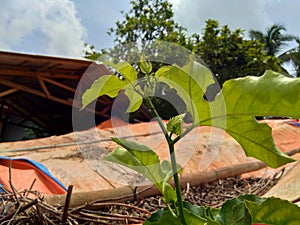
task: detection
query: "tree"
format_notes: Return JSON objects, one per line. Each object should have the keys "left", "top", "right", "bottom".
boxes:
{"left": 84, "top": 5, "right": 291, "bottom": 120}
{"left": 101, "top": 0, "right": 190, "bottom": 121}
{"left": 108, "top": 0, "right": 186, "bottom": 46}
{"left": 279, "top": 37, "right": 300, "bottom": 77}
{"left": 192, "top": 20, "right": 281, "bottom": 84}
{"left": 249, "top": 23, "right": 295, "bottom": 56}
{"left": 85, "top": 0, "right": 187, "bottom": 60}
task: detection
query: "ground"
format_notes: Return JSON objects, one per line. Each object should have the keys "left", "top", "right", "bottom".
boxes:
{"left": 0, "top": 118, "right": 300, "bottom": 204}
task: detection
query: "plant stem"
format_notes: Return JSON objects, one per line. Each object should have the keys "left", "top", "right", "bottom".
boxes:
{"left": 145, "top": 98, "right": 168, "bottom": 136}
{"left": 169, "top": 141, "right": 187, "bottom": 225}
{"left": 145, "top": 97, "right": 187, "bottom": 225}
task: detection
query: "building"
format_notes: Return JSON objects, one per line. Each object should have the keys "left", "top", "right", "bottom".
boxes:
{"left": 0, "top": 51, "right": 113, "bottom": 141}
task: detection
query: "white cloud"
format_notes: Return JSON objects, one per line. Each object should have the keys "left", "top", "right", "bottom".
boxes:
{"left": 72, "top": 0, "right": 131, "bottom": 50}
{"left": 171, "top": 0, "right": 272, "bottom": 36}
{"left": 0, "top": 0, "right": 86, "bottom": 57}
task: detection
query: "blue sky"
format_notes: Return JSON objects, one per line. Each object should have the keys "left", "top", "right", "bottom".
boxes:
{"left": 0, "top": 0, "right": 299, "bottom": 59}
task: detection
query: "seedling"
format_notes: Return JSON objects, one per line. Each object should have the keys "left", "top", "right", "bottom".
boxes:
{"left": 82, "top": 54, "right": 300, "bottom": 224}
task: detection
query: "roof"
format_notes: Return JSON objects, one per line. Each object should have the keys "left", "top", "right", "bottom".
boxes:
{"left": 0, "top": 51, "right": 113, "bottom": 140}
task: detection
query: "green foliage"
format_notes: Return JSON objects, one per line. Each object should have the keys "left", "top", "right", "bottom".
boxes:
{"left": 108, "top": 0, "right": 186, "bottom": 46}
{"left": 81, "top": 61, "right": 143, "bottom": 113}
{"left": 144, "top": 206, "right": 216, "bottom": 225}
{"left": 249, "top": 23, "right": 295, "bottom": 56}
{"left": 247, "top": 197, "right": 300, "bottom": 224}
{"left": 166, "top": 113, "right": 186, "bottom": 136}
{"left": 81, "top": 56, "right": 300, "bottom": 225}
{"left": 192, "top": 19, "right": 282, "bottom": 84}
{"left": 104, "top": 138, "right": 176, "bottom": 193}
{"left": 158, "top": 63, "right": 296, "bottom": 167}
{"left": 100, "top": 0, "right": 188, "bottom": 68}
{"left": 84, "top": 3, "right": 297, "bottom": 123}
{"left": 85, "top": 2, "right": 300, "bottom": 82}
{"left": 21, "top": 122, "right": 49, "bottom": 140}
{"left": 82, "top": 59, "right": 297, "bottom": 167}
{"left": 144, "top": 195, "right": 276, "bottom": 225}
{"left": 279, "top": 36, "right": 300, "bottom": 77}
{"left": 105, "top": 137, "right": 181, "bottom": 205}
{"left": 99, "top": 0, "right": 190, "bottom": 121}
{"left": 219, "top": 70, "right": 300, "bottom": 166}
{"left": 215, "top": 195, "right": 264, "bottom": 225}
{"left": 80, "top": 2, "right": 300, "bottom": 223}
{"left": 83, "top": 43, "right": 103, "bottom": 60}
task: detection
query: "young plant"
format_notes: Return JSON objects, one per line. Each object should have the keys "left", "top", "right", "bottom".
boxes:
{"left": 81, "top": 55, "right": 300, "bottom": 224}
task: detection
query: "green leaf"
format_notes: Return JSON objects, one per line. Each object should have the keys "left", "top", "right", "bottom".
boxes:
{"left": 105, "top": 138, "right": 163, "bottom": 190}
{"left": 105, "top": 138, "right": 176, "bottom": 192}
{"left": 155, "top": 66, "right": 172, "bottom": 77}
{"left": 161, "top": 160, "right": 182, "bottom": 180}
{"left": 105, "top": 61, "right": 143, "bottom": 112}
{"left": 81, "top": 75, "right": 127, "bottom": 109}
{"left": 124, "top": 88, "right": 143, "bottom": 112}
{"left": 81, "top": 61, "right": 142, "bottom": 112}
{"left": 215, "top": 70, "right": 299, "bottom": 167}
{"left": 159, "top": 64, "right": 298, "bottom": 167}
{"left": 167, "top": 113, "right": 186, "bottom": 136}
{"left": 216, "top": 194, "right": 264, "bottom": 225}
{"left": 156, "top": 60, "right": 214, "bottom": 125}
{"left": 144, "top": 201, "right": 221, "bottom": 225}
{"left": 220, "top": 69, "right": 300, "bottom": 118}
{"left": 105, "top": 61, "right": 137, "bottom": 82}
{"left": 143, "top": 209, "right": 181, "bottom": 225}
{"left": 144, "top": 209, "right": 166, "bottom": 224}
{"left": 247, "top": 197, "right": 300, "bottom": 225}
{"left": 183, "top": 201, "right": 216, "bottom": 221}
{"left": 162, "top": 183, "right": 177, "bottom": 204}
{"left": 144, "top": 208, "right": 210, "bottom": 225}
{"left": 160, "top": 160, "right": 182, "bottom": 203}
{"left": 139, "top": 54, "right": 153, "bottom": 74}
{"left": 220, "top": 116, "right": 292, "bottom": 168}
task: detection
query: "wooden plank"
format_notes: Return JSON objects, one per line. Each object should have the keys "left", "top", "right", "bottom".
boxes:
{"left": 0, "top": 51, "right": 92, "bottom": 67}
{"left": 0, "top": 78, "right": 45, "bottom": 97}
{"left": 44, "top": 160, "right": 270, "bottom": 207}
{"left": 37, "top": 62, "right": 53, "bottom": 72}
{"left": 37, "top": 77, "right": 51, "bottom": 97}
{"left": 0, "top": 68, "right": 81, "bottom": 79}
{"left": 0, "top": 88, "right": 18, "bottom": 98}
{"left": 42, "top": 77, "right": 76, "bottom": 92}
{"left": 0, "top": 78, "right": 72, "bottom": 106}
{"left": 0, "top": 78, "right": 109, "bottom": 116}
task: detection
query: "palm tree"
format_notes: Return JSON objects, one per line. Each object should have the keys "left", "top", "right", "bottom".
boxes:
{"left": 279, "top": 37, "right": 300, "bottom": 77}
{"left": 249, "top": 24, "right": 295, "bottom": 56}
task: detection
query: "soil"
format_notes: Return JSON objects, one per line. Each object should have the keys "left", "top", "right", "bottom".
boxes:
{"left": 0, "top": 173, "right": 283, "bottom": 224}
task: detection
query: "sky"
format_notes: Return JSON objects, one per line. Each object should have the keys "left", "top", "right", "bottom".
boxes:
{"left": 0, "top": 0, "right": 299, "bottom": 58}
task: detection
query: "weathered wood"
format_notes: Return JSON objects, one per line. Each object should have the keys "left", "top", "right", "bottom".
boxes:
{"left": 44, "top": 160, "right": 268, "bottom": 207}
{"left": 0, "top": 68, "right": 82, "bottom": 79}
{"left": 0, "top": 88, "right": 18, "bottom": 98}
{"left": 45, "top": 142, "right": 300, "bottom": 209}
{"left": 42, "top": 77, "right": 76, "bottom": 93}
{"left": 37, "top": 76, "right": 51, "bottom": 97}
{"left": 0, "top": 78, "right": 104, "bottom": 115}
{"left": 45, "top": 186, "right": 138, "bottom": 207}
{"left": 0, "top": 78, "right": 72, "bottom": 106}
